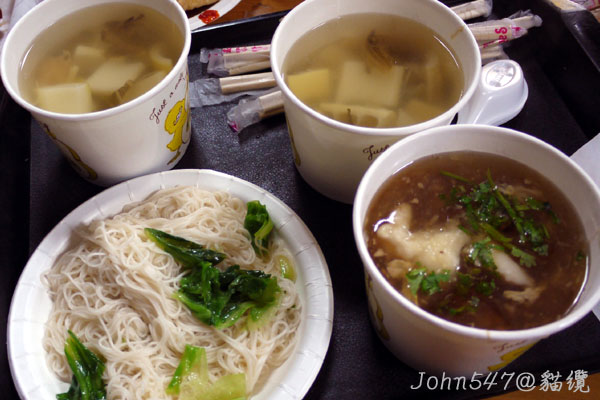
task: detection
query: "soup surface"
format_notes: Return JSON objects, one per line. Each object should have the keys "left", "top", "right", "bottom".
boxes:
{"left": 19, "top": 3, "right": 184, "bottom": 114}
{"left": 282, "top": 13, "right": 464, "bottom": 128}
{"left": 365, "top": 152, "right": 588, "bottom": 330}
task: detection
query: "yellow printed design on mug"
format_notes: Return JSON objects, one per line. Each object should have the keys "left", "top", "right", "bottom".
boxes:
{"left": 165, "top": 99, "right": 188, "bottom": 148}
{"left": 164, "top": 75, "right": 191, "bottom": 164}
{"left": 42, "top": 124, "right": 98, "bottom": 180}
{"left": 488, "top": 342, "right": 537, "bottom": 372}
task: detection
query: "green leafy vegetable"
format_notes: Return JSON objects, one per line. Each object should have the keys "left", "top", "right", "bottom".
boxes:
{"left": 145, "top": 228, "right": 226, "bottom": 268}
{"left": 166, "top": 345, "right": 206, "bottom": 396}
{"left": 406, "top": 268, "right": 449, "bottom": 296}
{"left": 145, "top": 228, "right": 280, "bottom": 329}
{"left": 277, "top": 255, "right": 296, "bottom": 282}
{"left": 56, "top": 330, "right": 106, "bottom": 400}
{"left": 167, "top": 345, "right": 246, "bottom": 400}
{"left": 244, "top": 201, "right": 273, "bottom": 257}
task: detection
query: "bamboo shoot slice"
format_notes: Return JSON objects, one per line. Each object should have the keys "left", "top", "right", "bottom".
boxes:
{"left": 149, "top": 45, "right": 174, "bottom": 72}
{"left": 87, "top": 58, "right": 145, "bottom": 97}
{"left": 336, "top": 61, "right": 405, "bottom": 109}
{"left": 119, "top": 71, "right": 167, "bottom": 104}
{"left": 36, "top": 82, "right": 95, "bottom": 114}
{"left": 72, "top": 45, "right": 105, "bottom": 75}
{"left": 286, "top": 69, "right": 331, "bottom": 104}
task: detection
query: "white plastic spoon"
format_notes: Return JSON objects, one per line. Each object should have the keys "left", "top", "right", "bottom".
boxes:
{"left": 457, "top": 59, "right": 529, "bottom": 126}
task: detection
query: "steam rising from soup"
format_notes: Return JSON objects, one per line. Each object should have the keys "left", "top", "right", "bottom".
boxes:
{"left": 18, "top": 3, "right": 184, "bottom": 114}
{"left": 365, "top": 152, "right": 588, "bottom": 330}
{"left": 282, "top": 13, "right": 464, "bottom": 128}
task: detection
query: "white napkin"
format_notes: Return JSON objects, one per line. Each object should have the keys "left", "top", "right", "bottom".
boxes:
{"left": 570, "top": 133, "right": 600, "bottom": 321}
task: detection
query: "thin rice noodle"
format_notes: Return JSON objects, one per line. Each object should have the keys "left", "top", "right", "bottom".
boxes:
{"left": 42, "top": 186, "right": 301, "bottom": 399}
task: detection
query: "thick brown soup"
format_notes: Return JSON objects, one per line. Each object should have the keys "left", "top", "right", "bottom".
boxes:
{"left": 365, "top": 152, "right": 588, "bottom": 330}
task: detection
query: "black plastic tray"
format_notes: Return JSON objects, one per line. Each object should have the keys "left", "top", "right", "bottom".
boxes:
{"left": 2, "top": 1, "right": 600, "bottom": 399}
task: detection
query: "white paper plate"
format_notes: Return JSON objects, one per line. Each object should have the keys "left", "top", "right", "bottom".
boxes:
{"left": 188, "top": 0, "right": 242, "bottom": 31}
{"left": 8, "top": 169, "right": 333, "bottom": 400}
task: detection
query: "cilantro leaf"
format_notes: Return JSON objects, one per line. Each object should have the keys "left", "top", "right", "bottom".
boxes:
{"left": 406, "top": 268, "right": 449, "bottom": 296}
{"left": 456, "top": 272, "right": 473, "bottom": 296}
{"left": 468, "top": 237, "right": 498, "bottom": 270}
{"left": 441, "top": 171, "right": 473, "bottom": 184}
{"left": 475, "top": 280, "right": 496, "bottom": 296}
{"left": 406, "top": 268, "right": 427, "bottom": 296}
{"left": 421, "top": 271, "right": 450, "bottom": 295}
{"left": 510, "top": 247, "right": 536, "bottom": 267}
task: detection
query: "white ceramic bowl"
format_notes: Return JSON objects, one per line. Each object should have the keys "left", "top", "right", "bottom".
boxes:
{"left": 352, "top": 125, "right": 600, "bottom": 376}
{"left": 8, "top": 169, "right": 333, "bottom": 399}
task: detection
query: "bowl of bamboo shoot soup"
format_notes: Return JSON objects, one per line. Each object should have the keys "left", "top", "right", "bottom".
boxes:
{"left": 271, "top": 0, "right": 481, "bottom": 203}
{"left": 0, "top": 0, "right": 192, "bottom": 186}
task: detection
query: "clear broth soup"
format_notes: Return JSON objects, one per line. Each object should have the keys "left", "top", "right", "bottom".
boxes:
{"left": 19, "top": 3, "right": 184, "bottom": 114}
{"left": 282, "top": 13, "right": 464, "bottom": 128}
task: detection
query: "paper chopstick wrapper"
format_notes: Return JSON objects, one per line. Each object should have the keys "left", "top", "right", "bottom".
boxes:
{"left": 469, "top": 14, "right": 542, "bottom": 43}
{"left": 451, "top": 0, "right": 493, "bottom": 21}
{"left": 219, "top": 72, "right": 275, "bottom": 94}
{"left": 189, "top": 72, "right": 276, "bottom": 107}
{"left": 469, "top": 11, "right": 543, "bottom": 63}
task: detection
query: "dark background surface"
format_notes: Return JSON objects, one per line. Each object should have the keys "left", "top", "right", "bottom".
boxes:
{"left": 2, "top": 0, "right": 600, "bottom": 399}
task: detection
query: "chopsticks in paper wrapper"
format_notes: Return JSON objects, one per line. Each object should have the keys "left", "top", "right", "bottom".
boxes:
{"left": 189, "top": 71, "right": 276, "bottom": 107}
{"left": 469, "top": 10, "right": 543, "bottom": 63}
{"left": 200, "top": 44, "right": 271, "bottom": 76}
{"left": 451, "top": 0, "right": 493, "bottom": 20}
